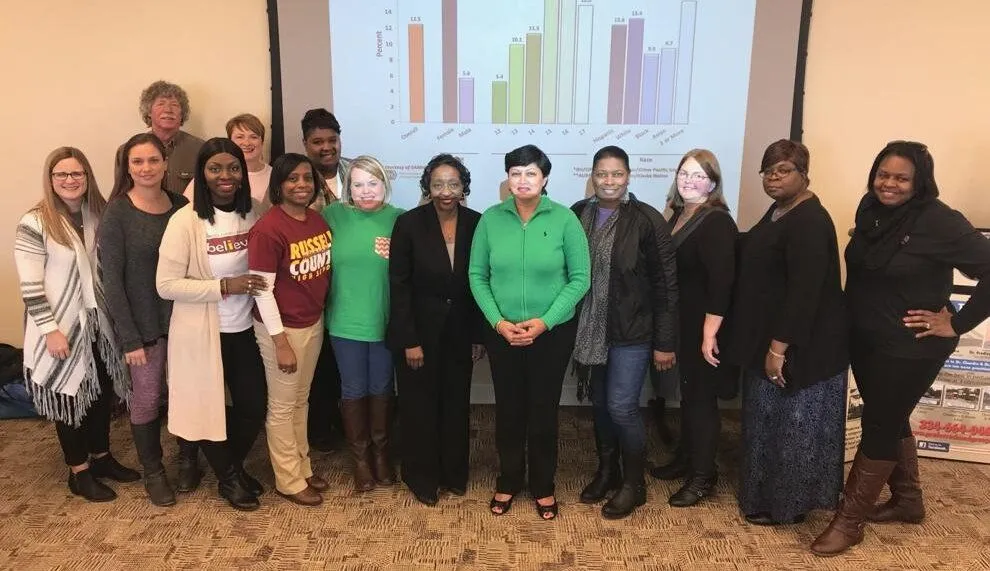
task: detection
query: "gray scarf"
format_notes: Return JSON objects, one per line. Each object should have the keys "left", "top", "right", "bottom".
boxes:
{"left": 573, "top": 201, "right": 621, "bottom": 370}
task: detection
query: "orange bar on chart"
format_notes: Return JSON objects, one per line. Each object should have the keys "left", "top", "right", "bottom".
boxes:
{"left": 408, "top": 23, "right": 425, "bottom": 123}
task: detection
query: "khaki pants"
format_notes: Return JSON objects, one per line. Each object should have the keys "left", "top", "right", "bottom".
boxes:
{"left": 254, "top": 319, "right": 323, "bottom": 495}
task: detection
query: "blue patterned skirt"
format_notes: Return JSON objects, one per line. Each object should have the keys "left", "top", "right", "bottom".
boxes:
{"left": 738, "top": 368, "right": 847, "bottom": 522}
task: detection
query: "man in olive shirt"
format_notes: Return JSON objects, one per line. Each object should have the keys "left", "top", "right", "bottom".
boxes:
{"left": 117, "top": 81, "right": 204, "bottom": 194}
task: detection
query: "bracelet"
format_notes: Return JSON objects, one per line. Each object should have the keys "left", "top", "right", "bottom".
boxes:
{"left": 768, "top": 348, "right": 786, "bottom": 360}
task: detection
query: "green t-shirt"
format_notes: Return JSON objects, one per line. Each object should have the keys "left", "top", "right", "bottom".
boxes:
{"left": 322, "top": 202, "right": 404, "bottom": 341}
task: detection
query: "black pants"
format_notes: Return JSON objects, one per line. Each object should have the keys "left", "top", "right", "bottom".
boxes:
{"left": 396, "top": 322, "right": 473, "bottom": 495}
{"left": 308, "top": 333, "right": 344, "bottom": 443}
{"left": 851, "top": 341, "right": 948, "bottom": 461}
{"left": 221, "top": 329, "right": 268, "bottom": 466}
{"left": 679, "top": 366, "right": 721, "bottom": 475}
{"left": 55, "top": 345, "right": 114, "bottom": 467}
{"left": 487, "top": 319, "right": 576, "bottom": 498}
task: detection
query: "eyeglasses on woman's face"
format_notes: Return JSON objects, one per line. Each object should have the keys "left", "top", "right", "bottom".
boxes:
{"left": 52, "top": 171, "right": 86, "bottom": 181}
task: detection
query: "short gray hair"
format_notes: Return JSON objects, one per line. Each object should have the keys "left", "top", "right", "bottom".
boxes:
{"left": 139, "top": 80, "right": 191, "bottom": 127}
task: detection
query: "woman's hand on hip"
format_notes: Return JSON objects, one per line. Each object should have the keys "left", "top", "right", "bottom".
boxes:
{"left": 45, "top": 330, "right": 70, "bottom": 360}
{"left": 405, "top": 346, "right": 425, "bottom": 370}
{"left": 225, "top": 274, "right": 268, "bottom": 296}
{"left": 904, "top": 307, "right": 957, "bottom": 339}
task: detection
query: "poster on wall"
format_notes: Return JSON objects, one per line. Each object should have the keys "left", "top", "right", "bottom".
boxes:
{"left": 908, "top": 293, "right": 990, "bottom": 464}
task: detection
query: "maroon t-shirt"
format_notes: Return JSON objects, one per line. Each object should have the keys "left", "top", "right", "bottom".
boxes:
{"left": 248, "top": 206, "right": 331, "bottom": 328}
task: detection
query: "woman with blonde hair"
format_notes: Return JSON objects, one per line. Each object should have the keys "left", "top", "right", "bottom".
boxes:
{"left": 649, "top": 149, "right": 738, "bottom": 508}
{"left": 323, "top": 155, "right": 404, "bottom": 491}
{"left": 14, "top": 147, "right": 138, "bottom": 502}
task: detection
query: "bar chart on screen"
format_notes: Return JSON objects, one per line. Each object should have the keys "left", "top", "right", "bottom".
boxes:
{"left": 329, "top": 0, "right": 756, "bottom": 210}
{"left": 396, "top": 0, "right": 698, "bottom": 126}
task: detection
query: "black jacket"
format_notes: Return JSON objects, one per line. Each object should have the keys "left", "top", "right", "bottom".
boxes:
{"left": 386, "top": 203, "right": 484, "bottom": 352}
{"left": 572, "top": 196, "right": 678, "bottom": 351}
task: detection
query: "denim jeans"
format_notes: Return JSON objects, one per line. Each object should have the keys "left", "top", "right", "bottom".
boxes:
{"left": 590, "top": 343, "right": 651, "bottom": 456}
{"left": 330, "top": 336, "right": 394, "bottom": 400}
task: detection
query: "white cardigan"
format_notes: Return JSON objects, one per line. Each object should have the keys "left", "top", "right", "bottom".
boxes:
{"left": 156, "top": 203, "right": 259, "bottom": 441}
{"left": 13, "top": 208, "right": 127, "bottom": 426}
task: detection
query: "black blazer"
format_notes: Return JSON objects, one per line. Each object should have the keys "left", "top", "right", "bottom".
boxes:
{"left": 386, "top": 203, "right": 484, "bottom": 352}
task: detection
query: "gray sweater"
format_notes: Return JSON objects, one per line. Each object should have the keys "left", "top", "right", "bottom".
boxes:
{"left": 98, "top": 191, "right": 188, "bottom": 352}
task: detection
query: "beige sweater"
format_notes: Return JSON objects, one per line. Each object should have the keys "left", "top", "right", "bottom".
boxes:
{"left": 156, "top": 203, "right": 260, "bottom": 441}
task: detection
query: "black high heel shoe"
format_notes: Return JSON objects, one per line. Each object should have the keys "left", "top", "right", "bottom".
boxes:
{"left": 535, "top": 498, "right": 559, "bottom": 520}
{"left": 489, "top": 493, "right": 514, "bottom": 515}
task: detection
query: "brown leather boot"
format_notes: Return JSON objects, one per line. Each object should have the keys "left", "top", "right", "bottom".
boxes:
{"left": 341, "top": 398, "right": 375, "bottom": 492}
{"left": 868, "top": 436, "right": 925, "bottom": 524}
{"left": 369, "top": 394, "right": 396, "bottom": 485}
{"left": 810, "top": 452, "right": 896, "bottom": 557}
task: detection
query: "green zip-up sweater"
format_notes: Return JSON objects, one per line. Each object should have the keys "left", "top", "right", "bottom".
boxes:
{"left": 469, "top": 195, "right": 590, "bottom": 329}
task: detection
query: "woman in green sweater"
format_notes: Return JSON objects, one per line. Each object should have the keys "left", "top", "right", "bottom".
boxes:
{"left": 469, "top": 144, "right": 591, "bottom": 520}
{"left": 322, "top": 155, "right": 404, "bottom": 492}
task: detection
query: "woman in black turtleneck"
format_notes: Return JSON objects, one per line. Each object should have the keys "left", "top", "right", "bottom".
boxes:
{"left": 812, "top": 141, "right": 990, "bottom": 557}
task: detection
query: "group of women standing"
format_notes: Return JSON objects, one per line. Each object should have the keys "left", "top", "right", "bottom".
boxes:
{"left": 16, "top": 126, "right": 990, "bottom": 555}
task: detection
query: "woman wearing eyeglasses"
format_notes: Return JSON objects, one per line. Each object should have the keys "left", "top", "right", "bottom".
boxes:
{"left": 387, "top": 154, "right": 485, "bottom": 505}
{"left": 722, "top": 139, "right": 848, "bottom": 527}
{"left": 649, "top": 149, "right": 738, "bottom": 508}
{"left": 14, "top": 148, "right": 138, "bottom": 502}
{"left": 811, "top": 141, "right": 990, "bottom": 556}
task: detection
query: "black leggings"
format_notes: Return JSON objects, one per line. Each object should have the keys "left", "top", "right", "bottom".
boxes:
{"left": 55, "top": 345, "right": 114, "bottom": 467}
{"left": 851, "top": 342, "right": 948, "bottom": 461}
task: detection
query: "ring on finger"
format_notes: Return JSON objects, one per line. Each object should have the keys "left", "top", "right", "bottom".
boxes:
{"left": 924, "top": 322, "right": 931, "bottom": 330}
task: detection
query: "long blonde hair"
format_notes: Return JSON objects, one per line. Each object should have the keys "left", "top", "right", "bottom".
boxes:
{"left": 36, "top": 147, "right": 107, "bottom": 247}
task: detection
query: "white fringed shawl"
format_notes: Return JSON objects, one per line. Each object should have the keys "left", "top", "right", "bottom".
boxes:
{"left": 13, "top": 208, "right": 128, "bottom": 426}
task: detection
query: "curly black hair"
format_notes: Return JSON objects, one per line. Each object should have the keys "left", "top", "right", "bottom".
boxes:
{"left": 419, "top": 154, "right": 471, "bottom": 198}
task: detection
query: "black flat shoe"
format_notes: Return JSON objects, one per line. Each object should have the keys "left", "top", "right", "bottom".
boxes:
{"left": 535, "top": 498, "right": 559, "bottom": 520}
{"left": 239, "top": 469, "right": 264, "bottom": 497}
{"left": 89, "top": 454, "right": 141, "bottom": 482}
{"left": 649, "top": 456, "right": 689, "bottom": 481}
{"left": 668, "top": 473, "right": 718, "bottom": 508}
{"left": 68, "top": 469, "right": 117, "bottom": 502}
{"left": 745, "top": 512, "right": 806, "bottom": 526}
{"left": 413, "top": 489, "right": 439, "bottom": 506}
{"left": 490, "top": 494, "right": 514, "bottom": 515}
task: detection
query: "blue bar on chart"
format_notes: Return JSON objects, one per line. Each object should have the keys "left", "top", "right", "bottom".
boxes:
{"left": 658, "top": 48, "right": 676, "bottom": 124}
{"left": 674, "top": 1, "right": 697, "bottom": 124}
{"left": 622, "top": 18, "right": 645, "bottom": 124}
{"left": 640, "top": 53, "right": 660, "bottom": 124}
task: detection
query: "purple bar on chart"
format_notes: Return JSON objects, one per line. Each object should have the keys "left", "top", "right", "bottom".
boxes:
{"left": 640, "top": 53, "right": 660, "bottom": 124}
{"left": 622, "top": 18, "right": 645, "bottom": 124}
{"left": 442, "top": 0, "right": 458, "bottom": 123}
{"left": 458, "top": 77, "right": 474, "bottom": 123}
{"left": 606, "top": 24, "right": 627, "bottom": 124}
{"left": 658, "top": 48, "right": 676, "bottom": 124}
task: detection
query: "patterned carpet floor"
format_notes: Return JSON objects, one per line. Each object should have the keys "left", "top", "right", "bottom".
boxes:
{"left": 1, "top": 405, "right": 988, "bottom": 570}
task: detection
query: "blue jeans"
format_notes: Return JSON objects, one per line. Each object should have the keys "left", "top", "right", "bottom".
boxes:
{"left": 590, "top": 343, "right": 651, "bottom": 456}
{"left": 330, "top": 337, "right": 394, "bottom": 400}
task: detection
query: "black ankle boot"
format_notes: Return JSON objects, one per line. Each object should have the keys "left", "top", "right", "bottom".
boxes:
{"left": 649, "top": 448, "right": 689, "bottom": 481}
{"left": 68, "top": 469, "right": 117, "bottom": 502}
{"left": 175, "top": 438, "right": 203, "bottom": 493}
{"left": 602, "top": 453, "right": 646, "bottom": 519}
{"left": 668, "top": 472, "right": 718, "bottom": 507}
{"left": 131, "top": 420, "right": 176, "bottom": 506}
{"left": 580, "top": 426, "right": 621, "bottom": 504}
{"left": 238, "top": 467, "right": 264, "bottom": 497}
{"left": 217, "top": 466, "right": 261, "bottom": 511}
{"left": 90, "top": 453, "right": 141, "bottom": 482}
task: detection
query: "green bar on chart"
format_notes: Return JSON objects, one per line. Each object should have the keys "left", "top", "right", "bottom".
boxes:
{"left": 492, "top": 81, "right": 508, "bottom": 123}
{"left": 525, "top": 33, "right": 542, "bottom": 123}
{"left": 541, "top": 0, "right": 560, "bottom": 123}
{"left": 508, "top": 43, "right": 525, "bottom": 123}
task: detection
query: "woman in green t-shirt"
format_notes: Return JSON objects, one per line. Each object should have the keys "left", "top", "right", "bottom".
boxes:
{"left": 322, "top": 155, "right": 404, "bottom": 492}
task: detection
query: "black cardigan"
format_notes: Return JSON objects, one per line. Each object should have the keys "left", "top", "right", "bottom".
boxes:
{"left": 386, "top": 203, "right": 484, "bottom": 352}
{"left": 723, "top": 196, "right": 848, "bottom": 388}
{"left": 846, "top": 198, "right": 990, "bottom": 359}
